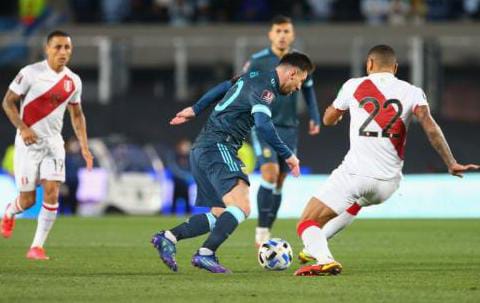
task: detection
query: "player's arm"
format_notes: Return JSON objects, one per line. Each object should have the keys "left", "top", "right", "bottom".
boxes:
{"left": 68, "top": 104, "right": 93, "bottom": 170}
{"left": 2, "top": 89, "right": 37, "bottom": 145}
{"left": 252, "top": 109, "right": 300, "bottom": 177}
{"left": 323, "top": 105, "right": 344, "bottom": 126}
{"left": 191, "top": 80, "right": 233, "bottom": 115}
{"left": 415, "top": 105, "right": 479, "bottom": 177}
{"left": 301, "top": 78, "right": 321, "bottom": 135}
{"left": 170, "top": 79, "right": 234, "bottom": 125}
{"left": 324, "top": 81, "right": 350, "bottom": 126}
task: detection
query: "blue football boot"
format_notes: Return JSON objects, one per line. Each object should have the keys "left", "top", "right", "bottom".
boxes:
{"left": 151, "top": 231, "right": 178, "bottom": 272}
{"left": 191, "top": 251, "right": 231, "bottom": 274}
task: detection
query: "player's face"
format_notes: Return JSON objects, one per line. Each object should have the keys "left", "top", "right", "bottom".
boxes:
{"left": 45, "top": 36, "right": 72, "bottom": 69}
{"left": 280, "top": 68, "right": 307, "bottom": 95}
{"left": 269, "top": 23, "right": 295, "bottom": 52}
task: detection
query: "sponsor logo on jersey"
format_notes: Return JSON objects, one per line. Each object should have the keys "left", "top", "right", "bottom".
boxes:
{"left": 261, "top": 90, "right": 275, "bottom": 104}
{"left": 64, "top": 79, "right": 73, "bottom": 93}
{"left": 50, "top": 93, "right": 62, "bottom": 107}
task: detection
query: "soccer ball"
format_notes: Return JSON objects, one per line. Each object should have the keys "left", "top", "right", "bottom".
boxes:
{"left": 257, "top": 238, "right": 293, "bottom": 271}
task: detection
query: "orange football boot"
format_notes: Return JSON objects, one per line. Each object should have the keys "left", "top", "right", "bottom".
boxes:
{"left": 294, "top": 261, "right": 343, "bottom": 276}
{"left": 26, "top": 247, "right": 50, "bottom": 260}
{"left": 1, "top": 204, "right": 16, "bottom": 238}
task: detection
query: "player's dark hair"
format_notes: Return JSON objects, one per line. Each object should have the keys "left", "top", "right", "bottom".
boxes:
{"left": 367, "top": 44, "right": 397, "bottom": 66}
{"left": 279, "top": 52, "right": 315, "bottom": 74}
{"left": 46, "top": 30, "right": 70, "bottom": 44}
{"left": 271, "top": 15, "right": 292, "bottom": 26}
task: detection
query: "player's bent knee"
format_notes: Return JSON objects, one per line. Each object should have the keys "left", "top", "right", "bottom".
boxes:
{"left": 261, "top": 164, "right": 280, "bottom": 183}
{"left": 240, "top": 204, "right": 251, "bottom": 218}
{"left": 261, "top": 173, "right": 277, "bottom": 184}
{"left": 229, "top": 200, "right": 250, "bottom": 218}
{"left": 211, "top": 207, "right": 225, "bottom": 217}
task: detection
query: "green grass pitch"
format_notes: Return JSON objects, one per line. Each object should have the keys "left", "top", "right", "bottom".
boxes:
{"left": 1, "top": 217, "right": 479, "bottom": 303}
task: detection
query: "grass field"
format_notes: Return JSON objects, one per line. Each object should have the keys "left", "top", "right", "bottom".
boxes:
{"left": 0, "top": 217, "right": 479, "bottom": 303}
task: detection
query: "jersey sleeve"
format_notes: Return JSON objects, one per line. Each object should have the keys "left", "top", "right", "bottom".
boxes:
{"left": 409, "top": 86, "right": 429, "bottom": 112}
{"left": 69, "top": 77, "right": 82, "bottom": 104}
{"left": 8, "top": 67, "right": 32, "bottom": 96}
{"left": 192, "top": 80, "right": 232, "bottom": 115}
{"left": 250, "top": 89, "right": 273, "bottom": 118}
{"left": 331, "top": 80, "right": 353, "bottom": 111}
{"left": 302, "top": 74, "right": 314, "bottom": 89}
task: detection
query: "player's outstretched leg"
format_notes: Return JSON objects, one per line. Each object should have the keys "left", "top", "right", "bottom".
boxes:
{"left": 151, "top": 212, "right": 217, "bottom": 272}
{"left": 298, "top": 202, "right": 362, "bottom": 264}
{"left": 294, "top": 198, "right": 342, "bottom": 276}
{"left": 323, "top": 202, "right": 361, "bottom": 240}
{"left": 192, "top": 203, "right": 248, "bottom": 273}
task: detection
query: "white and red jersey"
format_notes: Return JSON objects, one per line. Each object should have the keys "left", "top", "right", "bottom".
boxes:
{"left": 332, "top": 72, "right": 428, "bottom": 180}
{"left": 9, "top": 60, "right": 82, "bottom": 142}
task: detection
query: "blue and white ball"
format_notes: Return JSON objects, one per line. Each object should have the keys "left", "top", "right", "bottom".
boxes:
{"left": 257, "top": 238, "right": 293, "bottom": 271}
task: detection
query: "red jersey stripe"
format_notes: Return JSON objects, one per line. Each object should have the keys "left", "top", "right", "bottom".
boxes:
{"left": 22, "top": 75, "right": 76, "bottom": 127}
{"left": 353, "top": 79, "right": 407, "bottom": 159}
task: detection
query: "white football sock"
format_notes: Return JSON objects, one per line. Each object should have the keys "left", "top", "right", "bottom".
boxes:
{"left": 199, "top": 247, "right": 214, "bottom": 256}
{"left": 324, "top": 202, "right": 361, "bottom": 240}
{"left": 298, "top": 220, "right": 334, "bottom": 264}
{"left": 31, "top": 202, "right": 58, "bottom": 248}
{"left": 165, "top": 230, "right": 177, "bottom": 243}
{"left": 255, "top": 227, "right": 270, "bottom": 245}
{"left": 5, "top": 198, "right": 24, "bottom": 219}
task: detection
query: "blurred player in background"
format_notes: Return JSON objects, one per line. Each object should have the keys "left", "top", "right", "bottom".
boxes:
{"left": 1, "top": 30, "right": 93, "bottom": 260}
{"left": 244, "top": 15, "right": 322, "bottom": 247}
{"left": 294, "top": 44, "right": 479, "bottom": 276}
{"left": 151, "top": 53, "right": 313, "bottom": 273}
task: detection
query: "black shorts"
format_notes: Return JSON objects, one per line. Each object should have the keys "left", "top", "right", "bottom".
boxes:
{"left": 251, "top": 126, "right": 298, "bottom": 173}
{"left": 190, "top": 144, "right": 250, "bottom": 208}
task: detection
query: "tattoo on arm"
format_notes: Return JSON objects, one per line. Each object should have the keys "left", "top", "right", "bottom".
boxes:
{"left": 416, "top": 106, "right": 456, "bottom": 167}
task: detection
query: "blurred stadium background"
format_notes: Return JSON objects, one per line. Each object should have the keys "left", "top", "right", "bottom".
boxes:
{"left": 0, "top": 0, "right": 479, "bottom": 218}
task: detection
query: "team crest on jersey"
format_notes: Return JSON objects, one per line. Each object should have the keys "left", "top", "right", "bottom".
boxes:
{"left": 261, "top": 90, "right": 275, "bottom": 104}
{"left": 64, "top": 79, "right": 73, "bottom": 93}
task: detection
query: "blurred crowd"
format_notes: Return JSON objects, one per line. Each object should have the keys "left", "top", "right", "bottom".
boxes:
{"left": 0, "top": 0, "right": 479, "bottom": 28}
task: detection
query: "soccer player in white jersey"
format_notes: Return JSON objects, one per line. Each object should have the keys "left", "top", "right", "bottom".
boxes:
{"left": 293, "top": 44, "right": 479, "bottom": 276}
{"left": 1, "top": 30, "right": 93, "bottom": 260}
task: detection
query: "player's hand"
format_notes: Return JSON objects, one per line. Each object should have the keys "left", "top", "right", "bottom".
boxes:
{"left": 285, "top": 154, "right": 300, "bottom": 177}
{"left": 308, "top": 120, "right": 320, "bottom": 135}
{"left": 20, "top": 127, "right": 38, "bottom": 146}
{"left": 448, "top": 162, "right": 480, "bottom": 178}
{"left": 170, "top": 107, "right": 196, "bottom": 125}
{"left": 81, "top": 148, "right": 94, "bottom": 171}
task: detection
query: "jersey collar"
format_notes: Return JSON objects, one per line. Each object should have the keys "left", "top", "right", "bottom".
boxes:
{"left": 368, "top": 72, "right": 395, "bottom": 79}
{"left": 43, "top": 60, "right": 66, "bottom": 76}
{"left": 270, "top": 70, "right": 281, "bottom": 95}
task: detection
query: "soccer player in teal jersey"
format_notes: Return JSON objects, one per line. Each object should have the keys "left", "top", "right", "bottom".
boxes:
{"left": 151, "top": 52, "right": 314, "bottom": 273}
{"left": 243, "top": 16, "right": 321, "bottom": 246}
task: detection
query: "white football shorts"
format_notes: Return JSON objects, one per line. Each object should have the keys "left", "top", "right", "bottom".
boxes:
{"left": 14, "top": 135, "right": 65, "bottom": 192}
{"left": 315, "top": 165, "right": 400, "bottom": 214}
